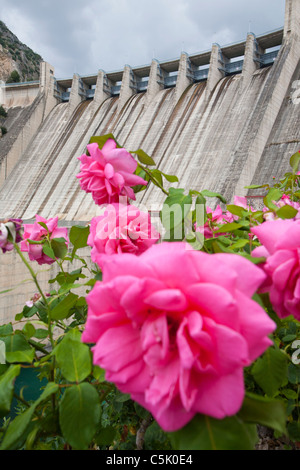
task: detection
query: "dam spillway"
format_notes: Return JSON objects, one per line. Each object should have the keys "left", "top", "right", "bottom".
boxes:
{"left": 0, "top": 64, "right": 283, "bottom": 220}
{"left": 1, "top": 0, "right": 300, "bottom": 319}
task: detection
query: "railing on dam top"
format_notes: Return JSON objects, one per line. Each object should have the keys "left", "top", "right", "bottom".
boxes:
{"left": 0, "top": 80, "right": 40, "bottom": 88}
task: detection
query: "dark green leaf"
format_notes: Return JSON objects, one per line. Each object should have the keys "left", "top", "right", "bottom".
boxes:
{"left": 161, "top": 172, "right": 179, "bottom": 183}
{"left": 95, "top": 426, "right": 117, "bottom": 446}
{"left": 69, "top": 225, "right": 90, "bottom": 259}
{"left": 238, "top": 393, "right": 287, "bottom": 435}
{"left": 263, "top": 188, "right": 283, "bottom": 210}
{"left": 89, "top": 134, "right": 121, "bottom": 149}
{"left": 50, "top": 293, "right": 78, "bottom": 321}
{"left": 168, "top": 414, "right": 258, "bottom": 450}
{"left": 0, "top": 382, "right": 58, "bottom": 450}
{"left": 51, "top": 237, "right": 68, "bottom": 259}
{"left": 201, "top": 190, "right": 227, "bottom": 204}
{"left": 42, "top": 244, "right": 56, "bottom": 260}
{"left": 252, "top": 347, "right": 288, "bottom": 396}
{"left": 287, "top": 422, "right": 300, "bottom": 441}
{"left": 131, "top": 149, "right": 156, "bottom": 166}
{"left": 53, "top": 328, "right": 92, "bottom": 382}
{"left": 37, "top": 222, "right": 49, "bottom": 232}
{"left": 244, "top": 184, "right": 269, "bottom": 190}
{"left": 288, "top": 363, "right": 300, "bottom": 385}
{"left": 214, "top": 222, "right": 243, "bottom": 234}
{"left": 59, "top": 383, "right": 101, "bottom": 450}
{"left": 226, "top": 204, "right": 246, "bottom": 217}
{"left": 0, "top": 323, "right": 13, "bottom": 336}
{"left": 276, "top": 205, "right": 298, "bottom": 219}
{"left": 2, "top": 333, "right": 35, "bottom": 364}
{"left": 0, "top": 365, "right": 21, "bottom": 418}
{"left": 290, "top": 150, "right": 300, "bottom": 173}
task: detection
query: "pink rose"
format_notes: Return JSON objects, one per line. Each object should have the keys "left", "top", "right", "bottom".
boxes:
{"left": 0, "top": 218, "right": 23, "bottom": 253}
{"left": 88, "top": 203, "right": 160, "bottom": 268}
{"left": 252, "top": 219, "right": 300, "bottom": 320}
{"left": 0, "top": 223, "right": 13, "bottom": 253}
{"left": 76, "top": 140, "right": 148, "bottom": 205}
{"left": 195, "top": 205, "right": 234, "bottom": 238}
{"left": 82, "top": 242, "right": 275, "bottom": 431}
{"left": 21, "top": 215, "right": 69, "bottom": 265}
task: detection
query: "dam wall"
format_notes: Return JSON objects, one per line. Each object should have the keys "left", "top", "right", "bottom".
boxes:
{"left": 1, "top": 0, "right": 300, "bottom": 319}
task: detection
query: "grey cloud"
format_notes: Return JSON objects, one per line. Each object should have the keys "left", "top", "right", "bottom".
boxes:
{"left": 1, "top": 0, "right": 286, "bottom": 78}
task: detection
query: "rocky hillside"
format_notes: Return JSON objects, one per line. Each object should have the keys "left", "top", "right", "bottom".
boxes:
{"left": 0, "top": 20, "right": 43, "bottom": 83}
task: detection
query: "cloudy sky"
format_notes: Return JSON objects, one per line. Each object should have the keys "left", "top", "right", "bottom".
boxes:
{"left": 1, "top": 0, "right": 286, "bottom": 79}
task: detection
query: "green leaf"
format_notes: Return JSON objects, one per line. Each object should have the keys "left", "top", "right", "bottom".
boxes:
{"left": 238, "top": 393, "right": 287, "bottom": 435}
{"left": 161, "top": 172, "right": 179, "bottom": 183}
{"left": 50, "top": 293, "right": 78, "bottom": 321}
{"left": 42, "top": 243, "right": 56, "bottom": 260}
{"left": 131, "top": 149, "right": 156, "bottom": 166}
{"left": 168, "top": 414, "right": 258, "bottom": 450}
{"left": 244, "top": 184, "right": 269, "bottom": 190}
{"left": 59, "top": 383, "right": 101, "bottom": 450}
{"left": 37, "top": 222, "right": 49, "bottom": 232}
{"left": 2, "top": 333, "right": 35, "bottom": 364}
{"left": 51, "top": 237, "right": 68, "bottom": 259}
{"left": 115, "top": 392, "right": 131, "bottom": 403}
{"left": 276, "top": 205, "right": 298, "bottom": 219}
{"left": 287, "top": 422, "right": 300, "bottom": 441}
{"left": 0, "top": 323, "right": 13, "bottom": 336}
{"left": 214, "top": 222, "right": 243, "bottom": 234}
{"left": 89, "top": 133, "right": 121, "bottom": 149}
{"left": 263, "top": 188, "right": 283, "bottom": 210}
{"left": 226, "top": 204, "right": 246, "bottom": 217}
{"left": 53, "top": 329, "right": 92, "bottom": 382}
{"left": 252, "top": 347, "right": 288, "bottom": 396}
{"left": 290, "top": 150, "right": 300, "bottom": 173}
{"left": 200, "top": 190, "right": 227, "bottom": 204}
{"left": 150, "top": 169, "right": 163, "bottom": 187}
{"left": 69, "top": 225, "right": 90, "bottom": 259}
{"left": 95, "top": 426, "right": 117, "bottom": 446}
{"left": 288, "top": 363, "right": 300, "bottom": 385}
{"left": 230, "top": 239, "right": 249, "bottom": 250}
{"left": 0, "top": 382, "right": 58, "bottom": 450}
{"left": 0, "top": 365, "right": 21, "bottom": 418}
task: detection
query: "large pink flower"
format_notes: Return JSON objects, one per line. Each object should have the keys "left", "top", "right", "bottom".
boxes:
{"left": 252, "top": 219, "right": 300, "bottom": 320}
{"left": 82, "top": 242, "right": 275, "bottom": 431}
{"left": 21, "top": 215, "right": 69, "bottom": 265}
{"left": 88, "top": 203, "right": 160, "bottom": 268}
{"left": 76, "top": 140, "right": 148, "bottom": 205}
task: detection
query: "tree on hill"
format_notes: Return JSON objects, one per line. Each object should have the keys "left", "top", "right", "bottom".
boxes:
{"left": 6, "top": 70, "right": 21, "bottom": 83}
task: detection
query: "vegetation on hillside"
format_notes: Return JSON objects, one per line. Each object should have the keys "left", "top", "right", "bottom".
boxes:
{"left": 0, "top": 20, "right": 43, "bottom": 82}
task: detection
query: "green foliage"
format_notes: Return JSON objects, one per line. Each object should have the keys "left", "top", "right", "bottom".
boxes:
{"left": 0, "top": 105, "right": 7, "bottom": 118}
{"left": 6, "top": 70, "right": 20, "bottom": 84}
{"left": 0, "top": 126, "right": 7, "bottom": 136}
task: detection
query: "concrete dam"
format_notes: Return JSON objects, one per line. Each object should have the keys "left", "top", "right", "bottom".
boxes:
{"left": 1, "top": 0, "right": 300, "bottom": 319}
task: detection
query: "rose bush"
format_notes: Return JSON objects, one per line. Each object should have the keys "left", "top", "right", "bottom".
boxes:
{"left": 82, "top": 242, "right": 276, "bottom": 431}
{"left": 0, "top": 138, "right": 299, "bottom": 451}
